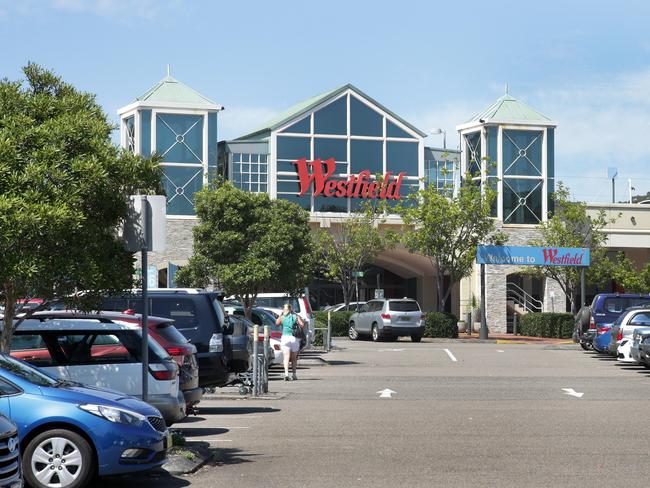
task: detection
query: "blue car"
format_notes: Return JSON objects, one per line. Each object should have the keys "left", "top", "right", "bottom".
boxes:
{"left": 593, "top": 325, "right": 612, "bottom": 353}
{"left": 0, "top": 353, "right": 168, "bottom": 488}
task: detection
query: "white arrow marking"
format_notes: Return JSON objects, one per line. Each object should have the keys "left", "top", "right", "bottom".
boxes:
{"left": 377, "top": 388, "right": 396, "bottom": 398}
{"left": 496, "top": 350, "right": 505, "bottom": 353}
{"left": 562, "top": 388, "right": 584, "bottom": 398}
{"left": 378, "top": 348, "right": 405, "bottom": 352}
{"left": 444, "top": 348, "right": 458, "bottom": 362}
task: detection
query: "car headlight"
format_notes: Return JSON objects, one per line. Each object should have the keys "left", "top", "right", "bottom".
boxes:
{"left": 79, "top": 404, "right": 145, "bottom": 426}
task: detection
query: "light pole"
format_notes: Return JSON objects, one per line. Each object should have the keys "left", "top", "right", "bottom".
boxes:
{"left": 430, "top": 128, "right": 447, "bottom": 149}
{"left": 607, "top": 167, "right": 618, "bottom": 204}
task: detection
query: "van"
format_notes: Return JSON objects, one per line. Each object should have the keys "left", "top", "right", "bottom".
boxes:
{"left": 589, "top": 293, "right": 650, "bottom": 329}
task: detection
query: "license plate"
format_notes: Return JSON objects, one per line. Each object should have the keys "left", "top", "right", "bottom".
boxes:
{"left": 400, "top": 316, "right": 410, "bottom": 321}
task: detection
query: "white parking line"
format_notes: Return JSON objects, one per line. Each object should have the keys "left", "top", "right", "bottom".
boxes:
{"left": 444, "top": 348, "right": 458, "bottom": 362}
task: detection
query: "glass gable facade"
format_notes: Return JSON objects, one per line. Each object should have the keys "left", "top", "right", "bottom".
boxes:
{"left": 274, "top": 92, "right": 421, "bottom": 213}
{"left": 232, "top": 153, "right": 268, "bottom": 193}
{"left": 155, "top": 113, "right": 207, "bottom": 216}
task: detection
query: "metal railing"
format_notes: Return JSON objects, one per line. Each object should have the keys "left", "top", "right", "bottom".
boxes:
{"left": 310, "top": 312, "right": 332, "bottom": 352}
{"left": 506, "top": 282, "right": 543, "bottom": 313}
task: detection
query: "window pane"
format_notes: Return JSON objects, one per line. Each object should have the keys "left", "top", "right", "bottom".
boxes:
{"left": 314, "top": 138, "right": 347, "bottom": 161}
{"left": 386, "top": 141, "right": 418, "bottom": 175}
{"left": 156, "top": 114, "right": 203, "bottom": 164}
{"left": 0, "top": 378, "right": 19, "bottom": 396}
{"left": 351, "top": 140, "right": 382, "bottom": 174}
{"left": 162, "top": 166, "right": 203, "bottom": 215}
{"left": 277, "top": 193, "right": 311, "bottom": 211}
{"left": 503, "top": 178, "right": 543, "bottom": 224}
{"left": 277, "top": 136, "right": 310, "bottom": 160}
{"left": 386, "top": 120, "right": 412, "bottom": 139}
{"left": 277, "top": 160, "right": 299, "bottom": 172}
{"left": 465, "top": 132, "right": 481, "bottom": 176}
{"left": 280, "top": 116, "right": 310, "bottom": 134}
{"left": 314, "top": 196, "right": 348, "bottom": 213}
{"left": 487, "top": 127, "right": 498, "bottom": 176}
{"left": 277, "top": 180, "right": 302, "bottom": 193}
{"left": 350, "top": 96, "right": 382, "bottom": 137}
{"left": 503, "top": 130, "right": 543, "bottom": 176}
{"left": 314, "top": 96, "right": 346, "bottom": 135}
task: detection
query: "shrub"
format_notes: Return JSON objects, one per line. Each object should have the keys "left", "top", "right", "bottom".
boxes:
{"left": 314, "top": 310, "right": 355, "bottom": 337}
{"left": 424, "top": 312, "right": 458, "bottom": 338}
{"left": 519, "top": 313, "right": 574, "bottom": 338}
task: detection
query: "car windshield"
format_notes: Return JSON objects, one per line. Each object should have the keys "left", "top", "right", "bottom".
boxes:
{"left": 255, "top": 297, "right": 300, "bottom": 311}
{"left": 389, "top": 301, "right": 420, "bottom": 312}
{"left": 0, "top": 354, "right": 58, "bottom": 387}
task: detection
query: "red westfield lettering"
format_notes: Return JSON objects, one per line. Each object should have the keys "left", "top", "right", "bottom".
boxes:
{"left": 293, "top": 158, "right": 406, "bottom": 199}
{"left": 543, "top": 248, "right": 584, "bottom": 265}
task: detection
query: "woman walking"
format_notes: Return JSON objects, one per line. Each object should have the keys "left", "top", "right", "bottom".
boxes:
{"left": 276, "top": 303, "right": 304, "bottom": 381}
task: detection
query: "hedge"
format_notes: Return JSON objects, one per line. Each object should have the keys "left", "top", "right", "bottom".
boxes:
{"left": 314, "top": 311, "right": 355, "bottom": 337}
{"left": 518, "top": 312, "right": 574, "bottom": 338}
{"left": 424, "top": 312, "right": 458, "bottom": 338}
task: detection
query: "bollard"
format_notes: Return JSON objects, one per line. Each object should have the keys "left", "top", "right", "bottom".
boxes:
{"left": 252, "top": 324, "right": 259, "bottom": 396}
{"left": 263, "top": 325, "right": 269, "bottom": 394}
{"left": 326, "top": 311, "right": 332, "bottom": 352}
{"left": 513, "top": 314, "right": 518, "bottom": 336}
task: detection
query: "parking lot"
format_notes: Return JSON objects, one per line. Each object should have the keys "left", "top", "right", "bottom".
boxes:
{"left": 99, "top": 339, "right": 650, "bottom": 488}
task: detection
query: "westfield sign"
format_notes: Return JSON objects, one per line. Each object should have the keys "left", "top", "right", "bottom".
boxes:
{"left": 293, "top": 158, "right": 406, "bottom": 199}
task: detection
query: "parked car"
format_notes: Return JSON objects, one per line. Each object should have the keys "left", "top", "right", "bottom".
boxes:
{"left": 349, "top": 298, "right": 425, "bottom": 342}
{"left": 592, "top": 324, "right": 612, "bottom": 353}
{"left": 120, "top": 311, "right": 202, "bottom": 412}
{"left": 572, "top": 305, "right": 592, "bottom": 350}
{"left": 11, "top": 312, "right": 184, "bottom": 426}
{"left": 323, "top": 302, "right": 366, "bottom": 312}
{"left": 103, "top": 289, "right": 232, "bottom": 388}
{"left": 608, "top": 307, "right": 650, "bottom": 361}
{"left": 0, "top": 353, "right": 168, "bottom": 488}
{"left": 589, "top": 293, "right": 650, "bottom": 329}
{"left": 630, "top": 327, "right": 650, "bottom": 366}
{"left": 252, "top": 293, "right": 315, "bottom": 345}
{"left": 0, "top": 413, "right": 21, "bottom": 488}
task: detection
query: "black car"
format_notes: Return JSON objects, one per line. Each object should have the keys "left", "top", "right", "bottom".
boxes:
{"left": 0, "top": 414, "right": 21, "bottom": 488}
{"left": 103, "top": 289, "right": 234, "bottom": 388}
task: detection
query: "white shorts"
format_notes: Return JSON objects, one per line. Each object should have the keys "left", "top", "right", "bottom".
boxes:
{"left": 280, "top": 335, "right": 300, "bottom": 353}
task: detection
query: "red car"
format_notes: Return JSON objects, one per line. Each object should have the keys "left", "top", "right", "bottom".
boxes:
{"left": 121, "top": 310, "right": 203, "bottom": 411}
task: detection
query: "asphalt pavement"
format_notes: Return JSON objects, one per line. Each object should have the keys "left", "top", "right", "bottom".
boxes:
{"left": 98, "top": 339, "right": 650, "bottom": 488}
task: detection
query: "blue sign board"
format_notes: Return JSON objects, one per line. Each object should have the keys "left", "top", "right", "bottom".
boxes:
{"left": 476, "top": 245, "right": 590, "bottom": 267}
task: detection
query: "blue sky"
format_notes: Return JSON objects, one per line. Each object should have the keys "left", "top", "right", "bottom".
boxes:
{"left": 2, "top": 0, "right": 650, "bottom": 202}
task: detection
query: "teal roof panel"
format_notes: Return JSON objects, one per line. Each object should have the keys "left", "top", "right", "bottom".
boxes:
{"left": 136, "top": 75, "right": 219, "bottom": 108}
{"left": 466, "top": 94, "right": 552, "bottom": 124}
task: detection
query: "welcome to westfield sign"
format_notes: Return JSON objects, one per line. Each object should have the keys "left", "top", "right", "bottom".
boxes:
{"left": 476, "top": 245, "right": 591, "bottom": 267}
{"left": 293, "top": 158, "right": 406, "bottom": 199}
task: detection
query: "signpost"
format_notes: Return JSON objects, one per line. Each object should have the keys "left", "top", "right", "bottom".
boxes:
{"left": 124, "top": 195, "right": 166, "bottom": 402}
{"left": 475, "top": 246, "right": 590, "bottom": 340}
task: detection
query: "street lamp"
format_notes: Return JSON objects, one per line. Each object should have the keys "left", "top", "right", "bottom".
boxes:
{"left": 430, "top": 128, "right": 447, "bottom": 149}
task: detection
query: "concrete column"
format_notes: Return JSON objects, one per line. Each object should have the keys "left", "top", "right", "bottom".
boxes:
{"left": 543, "top": 278, "right": 566, "bottom": 313}
{"left": 484, "top": 264, "right": 508, "bottom": 334}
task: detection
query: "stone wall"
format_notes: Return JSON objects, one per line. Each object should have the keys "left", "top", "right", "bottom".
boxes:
{"left": 134, "top": 218, "right": 198, "bottom": 281}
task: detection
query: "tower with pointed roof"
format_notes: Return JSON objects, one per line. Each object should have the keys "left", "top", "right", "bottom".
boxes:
{"left": 118, "top": 74, "right": 223, "bottom": 217}
{"left": 456, "top": 91, "right": 556, "bottom": 225}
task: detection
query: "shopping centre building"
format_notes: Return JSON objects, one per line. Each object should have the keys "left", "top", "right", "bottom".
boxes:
{"left": 118, "top": 76, "right": 650, "bottom": 333}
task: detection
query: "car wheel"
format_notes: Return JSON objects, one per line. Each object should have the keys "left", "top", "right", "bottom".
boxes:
{"left": 580, "top": 342, "right": 590, "bottom": 351}
{"left": 24, "top": 429, "right": 94, "bottom": 488}
{"left": 348, "top": 322, "right": 359, "bottom": 341}
{"left": 371, "top": 324, "right": 381, "bottom": 342}
{"left": 411, "top": 335, "right": 422, "bottom": 343}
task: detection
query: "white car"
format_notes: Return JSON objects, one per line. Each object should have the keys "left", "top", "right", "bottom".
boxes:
{"left": 12, "top": 312, "right": 184, "bottom": 425}
{"left": 609, "top": 308, "right": 650, "bottom": 362}
{"left": 229, "top": 293, "right": 316, "bottom": 346}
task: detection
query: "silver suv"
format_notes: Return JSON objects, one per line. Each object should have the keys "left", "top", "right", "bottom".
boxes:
{"left": 348, "top": 299, "right": 424, "bottom": 342}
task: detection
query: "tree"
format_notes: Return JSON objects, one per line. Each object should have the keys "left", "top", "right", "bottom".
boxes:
{"left": 0, "top": 64, "right": 162, "bottom": 352}
{"left": 610, "top": 253, "right": 650, "bottom": 293}
{"left": 313, "top": 202, "right": 396, "bottom": 310}
{"left": 398, "top": 177, "right": 503, "bottom": 312}
{"left": 528, "top": 184, "right": 615, "bottom": 313}
{"left": 175, "top": 182, "right": 314, "bottom": 319}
